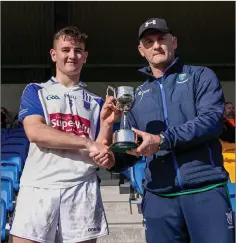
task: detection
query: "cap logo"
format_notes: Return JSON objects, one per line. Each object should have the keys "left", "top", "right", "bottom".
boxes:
{"left": 145, "top": 20, "right": 156, "bottom": 28}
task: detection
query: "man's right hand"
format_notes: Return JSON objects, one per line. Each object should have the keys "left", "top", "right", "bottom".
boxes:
{"left": 86, "top": 140, "right": 114, "bottom": 169}
{"left": 126, "top": 128, "right": 160, "bottom": 156}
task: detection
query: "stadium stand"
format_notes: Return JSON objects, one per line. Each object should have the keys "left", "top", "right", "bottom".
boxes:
{"left": 1, "top": 127, "right": 29, "bottom": 241}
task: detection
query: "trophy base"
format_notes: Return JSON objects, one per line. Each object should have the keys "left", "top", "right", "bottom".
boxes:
{"left": 110, "top": 142, "right": 138, "bottom": 153}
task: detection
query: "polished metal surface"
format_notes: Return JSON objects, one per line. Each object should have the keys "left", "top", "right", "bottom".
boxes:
{"left": 107, "top": 85, "right": 137, "bottom": 151}
{"left": 107, "top": 86, "right": 135, "bottom": 112}
{"left": 112, "top": 129, "right": 136, "bottom": 144}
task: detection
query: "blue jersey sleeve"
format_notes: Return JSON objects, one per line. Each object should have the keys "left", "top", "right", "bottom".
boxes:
{"left": 18, "top": 83, "right": 45, "bottom": 124}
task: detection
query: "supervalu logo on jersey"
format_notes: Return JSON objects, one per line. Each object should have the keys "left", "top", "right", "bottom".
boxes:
{"left": 49, "top": 113, "right": 91, "bottom": 137}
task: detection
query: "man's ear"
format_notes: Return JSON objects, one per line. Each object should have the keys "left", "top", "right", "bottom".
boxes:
{"left": 138, "top": 44, "right": 145, "bottom": 57}
{"left": 50, "top": 49, "right": 56, "bottom": 62}
{"left": 172, "top": 36, "right": 178, "bottom": 50}
{"left": 83, "top": 51, "right": 88, "bottom": 64}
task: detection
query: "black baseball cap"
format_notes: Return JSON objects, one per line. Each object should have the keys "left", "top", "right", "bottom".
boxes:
{"left": 138, "top": 18, "right": 171, "bottom": 40}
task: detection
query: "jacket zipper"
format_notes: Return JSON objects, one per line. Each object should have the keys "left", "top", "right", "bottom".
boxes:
{"left": 159, "top": 79, "right": 183, "bottom": 188}
{"left": 207, "top": 145, "right": 215, "bottom": 167}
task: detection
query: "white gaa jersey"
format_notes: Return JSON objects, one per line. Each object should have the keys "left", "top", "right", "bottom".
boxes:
{"left": 18, "top": 77, "right": 104, "bottom": 189}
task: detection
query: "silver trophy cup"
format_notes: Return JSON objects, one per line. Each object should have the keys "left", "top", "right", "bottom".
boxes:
{"left": 107, "top": 86, "right": 138, "bottom": 153}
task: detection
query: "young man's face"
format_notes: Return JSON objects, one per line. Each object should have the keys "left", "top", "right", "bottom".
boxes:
{"left": 50, "top": 36, "right": 88, "bottom": 76}
{"left": 138, "top": 32, "right": 177, "bottom": 68}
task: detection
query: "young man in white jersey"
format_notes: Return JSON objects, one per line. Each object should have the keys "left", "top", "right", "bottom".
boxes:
{"left": 10, "top": 26, "right": 118, "bottom": 243}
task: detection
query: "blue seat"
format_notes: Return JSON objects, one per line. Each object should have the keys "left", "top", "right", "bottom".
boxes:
{"left": 1, "top": 162, "right": 20, "bottom": 191}
{"left": 122, "top": 158, "right": 146, "bottom": 195}
{"left": 129, "top": 159, "right": 146, "bottom": 195}
{"left": 6, "top": 135, "right": 29, "bottom": 142}
{"left": 9, "top": 131, "right": 26, "bottom": 137}
{"left": 227, "top": 181, "right": 235, "bottom": 212}
{"left": 1, "top": 128, "right": 8, "bottom": 135}
{"left": 1, "top": 129, "right": 8, "bottom": 142}
{"left": 1, "top": 132, "right": 6, "bottom": 138}
{"left": 2, "top": 143, "right": 28, "bottom": 162}
{"left": 1, "top": 152, "right": 24, "bottom": 174}
{"left": 1, "top": 176, "right": 14, "bottom": 212}
{"left": 1, "top": 199, "right": 7, "bottom": 241}
{"left": 9, "top": 128, "right": 26, "bottom": 136}
{"left": 1, "top": 133, "right": 7, "bottom": 143}
{"left": 121, "top": 167, "right": 132, "bottom": 181}
{"left": 5, "top": 136, "right": 29, "bottom": 153}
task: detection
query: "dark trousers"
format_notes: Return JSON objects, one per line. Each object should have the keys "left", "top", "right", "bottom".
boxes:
{"left": 141, "top": 186, "right": 235, "bottom": 243}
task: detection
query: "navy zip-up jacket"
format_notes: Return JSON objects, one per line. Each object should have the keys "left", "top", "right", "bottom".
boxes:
{"left": 112, "top": 58, "right": 229, "bottom": 194}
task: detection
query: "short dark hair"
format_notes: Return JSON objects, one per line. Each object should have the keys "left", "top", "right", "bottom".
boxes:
{"left": 1, "top": 107, "right": 8, "bottom": 113}
{"left": 53, "top": 26, "right": 88, "bottom": 49}
{"left": 225, "top": 102, "right": 234, "bottom": 105}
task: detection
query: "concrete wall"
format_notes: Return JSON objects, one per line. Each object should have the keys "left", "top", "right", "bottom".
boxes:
{"left": 1, "top": 81, "right": 235, "bottom": 117}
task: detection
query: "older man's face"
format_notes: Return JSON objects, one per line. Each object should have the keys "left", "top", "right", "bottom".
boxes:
{"left": 138, "top": 32, "right": 177, "bottom": 68}
{"left": 225, "top": 103, "right": 235, "bottom": 119}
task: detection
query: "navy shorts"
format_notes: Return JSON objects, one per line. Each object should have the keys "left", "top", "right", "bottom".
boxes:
{"left": 141, "top": 186, "right": 235, "bottom": 243}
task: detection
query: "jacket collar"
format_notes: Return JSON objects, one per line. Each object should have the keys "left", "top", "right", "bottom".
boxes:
{"left": 138, "top": 57, "right": 183, "bottom": 81}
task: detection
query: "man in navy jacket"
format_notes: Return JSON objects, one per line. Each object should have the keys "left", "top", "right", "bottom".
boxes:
{"left": 91, "top": 18, "right": 235, "bottom": 242}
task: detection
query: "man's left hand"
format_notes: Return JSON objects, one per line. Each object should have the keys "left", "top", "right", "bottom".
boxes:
{"left": 127, "top": 128, "right": 160, "bottom": 156}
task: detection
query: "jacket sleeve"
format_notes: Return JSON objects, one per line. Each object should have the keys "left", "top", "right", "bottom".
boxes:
{"left": 162, "top": 67, "right": 225, "bottom": 149}
{"left": 109, "top": 108, "right": 140, "bottom": 173}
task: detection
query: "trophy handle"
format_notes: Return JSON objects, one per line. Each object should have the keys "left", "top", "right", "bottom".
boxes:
{"left": 106, "top": 86, "right": 116, "bottom": 98}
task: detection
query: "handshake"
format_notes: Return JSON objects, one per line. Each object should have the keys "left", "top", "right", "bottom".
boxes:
{"left": 87, "top": 127, "right": 161, "bottom": 170}
{"left": 86, "top": 86, "right": 162, "bottom": 169}
{"left": 87, "top": 139, "right": 115, "bottom": 170}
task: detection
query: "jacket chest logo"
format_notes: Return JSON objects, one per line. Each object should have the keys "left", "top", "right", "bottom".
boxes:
{"left": 177, "top": 73, "right": 188, "bottom": 84}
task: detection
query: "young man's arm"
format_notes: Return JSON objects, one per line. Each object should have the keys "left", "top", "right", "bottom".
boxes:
{"left": 19, "top": 84, "right": 107, "bottom": 154}
{"left": 23, "top": 115, "right": 101, "bottom": 152}
{"left": 96, "top": 123, "right": 113, "bottom": 145}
